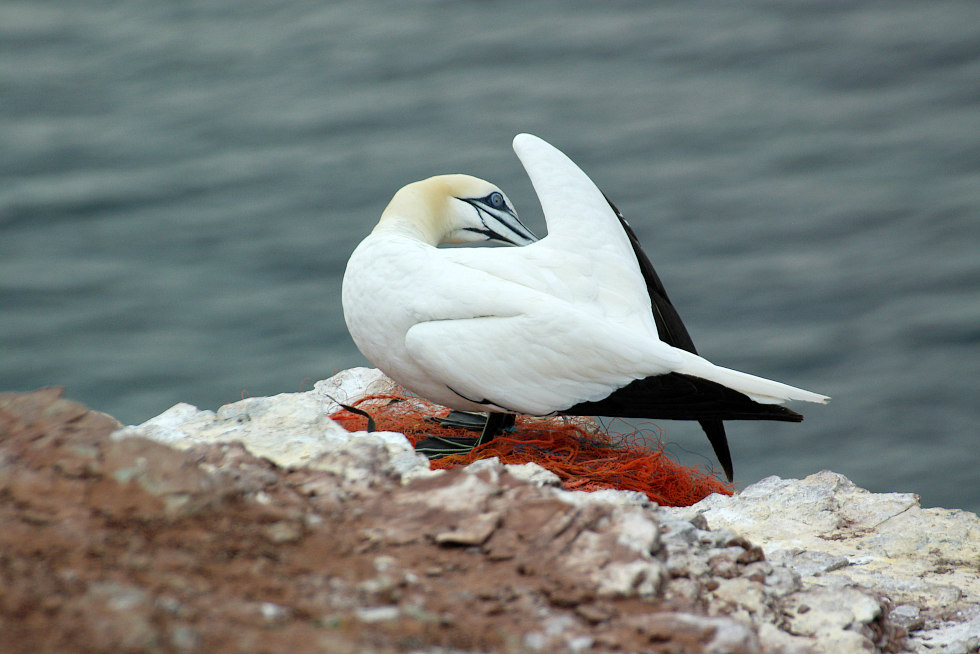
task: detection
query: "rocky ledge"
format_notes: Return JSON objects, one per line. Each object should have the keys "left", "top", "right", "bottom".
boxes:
{"left": 1, "top": 368, "right": 977, "bottom": 654}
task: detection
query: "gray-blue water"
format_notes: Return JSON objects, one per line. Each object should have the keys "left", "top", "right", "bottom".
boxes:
{"left": 3, "top": 1, "right": 979, "bottom": 512}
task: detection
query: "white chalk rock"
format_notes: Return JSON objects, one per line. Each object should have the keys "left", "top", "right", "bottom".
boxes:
{"left": 464, "top": 456, "right": 562, "bottom": 487}
{"left": 112, "top": 368, "right": 429, "bottom": 477}
{"left": 666, "top": 470, "right": 980, "bottom": 654}
{"left": 312, "top": 366, "right": 398, "bottom": 412}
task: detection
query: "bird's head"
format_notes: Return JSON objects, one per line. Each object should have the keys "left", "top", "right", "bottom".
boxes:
{"left": 379, "top": 174, "right": 537, "bottom": 246}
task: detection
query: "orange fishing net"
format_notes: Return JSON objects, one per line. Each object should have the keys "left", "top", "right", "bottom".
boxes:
{"left": 329, "top": 390, "right": 733, "bottom": 507}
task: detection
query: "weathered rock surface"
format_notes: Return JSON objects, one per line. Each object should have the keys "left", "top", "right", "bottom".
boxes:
{"left": 666, "top": 472, "right": 980, "bottom": 654}
{"left": 111, "top": 367, "right": 431, "bottom": 475}
{"left": 1, "top": 370, "right": 977, "bottom": 653}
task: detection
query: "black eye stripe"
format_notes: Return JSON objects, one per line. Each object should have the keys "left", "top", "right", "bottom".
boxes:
{"left": 456, "top": 195, "right": 537, "bottom": 244}
{"left": 461, "top": 226, "right": 516, "bottom": 245}
{"left": 471, "top": 203, "right": 522, "bottom": 239}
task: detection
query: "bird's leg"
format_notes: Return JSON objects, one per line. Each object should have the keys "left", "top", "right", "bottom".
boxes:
{"left": 415, "top": 412, "right": 515, "bottom": 460}
{"left": 475, "top": 412, "right": 515, "bottom": 447}
{"left": 431, "top": 410, "right": 491, "bottom": 430}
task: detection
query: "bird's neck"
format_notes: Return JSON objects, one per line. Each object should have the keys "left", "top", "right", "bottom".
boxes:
{"left": 374, "top": 185, "right": 448, "bottom": 246}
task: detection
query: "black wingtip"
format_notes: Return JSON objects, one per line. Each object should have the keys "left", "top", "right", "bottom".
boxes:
{"left": 700, "top": 420, "right": 733, "bottom": 482}
{"left": 774, "top": 405, "right": 805, "bottom": 422}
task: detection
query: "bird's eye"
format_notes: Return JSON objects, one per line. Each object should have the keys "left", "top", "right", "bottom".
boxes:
{"left": 488, "top": 192, "right": 505, "bottom": 209}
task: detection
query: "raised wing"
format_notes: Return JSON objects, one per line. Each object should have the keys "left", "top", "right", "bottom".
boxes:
{"left": 511, "top": 134, "right": 660, "bottom": 335}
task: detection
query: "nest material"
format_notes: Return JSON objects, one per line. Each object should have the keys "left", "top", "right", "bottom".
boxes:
{"left": 329, "top": 389, "right": 733, "bottom": 507}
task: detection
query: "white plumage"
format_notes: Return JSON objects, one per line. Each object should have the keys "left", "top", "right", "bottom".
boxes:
{"left": 342, "top": 133, "right": 828, "bottom": 478}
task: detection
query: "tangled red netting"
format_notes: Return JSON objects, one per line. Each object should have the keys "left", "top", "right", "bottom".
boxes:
{"left": 329, "top": 388, "right": 732, "bottom": 507}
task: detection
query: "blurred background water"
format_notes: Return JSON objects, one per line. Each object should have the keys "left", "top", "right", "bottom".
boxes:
{"left": 2, "top": 1, "right": 978, "bottom": 511}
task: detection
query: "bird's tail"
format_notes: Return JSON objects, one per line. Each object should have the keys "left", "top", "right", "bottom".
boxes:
{"left": 678, "top": 354, "right": 829, "bottom": 405}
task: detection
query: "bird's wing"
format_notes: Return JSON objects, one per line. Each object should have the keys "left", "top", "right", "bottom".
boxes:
{"left": 405, "top": 249, "right": 826, "bottom": 417}
{"left": 404, "top": 294, "right": 683, "bottom": 417}
{"left": 405, "top": 298, "right": 824, "bottom": 419}
{"left": 601, "top": 196, "right": 695, "bottom": 349}
{"left": 510, "top": 134, "right": 740, "bottom": 477}
{"left": 510, "top": 133, "right": 660, "bottom": 334}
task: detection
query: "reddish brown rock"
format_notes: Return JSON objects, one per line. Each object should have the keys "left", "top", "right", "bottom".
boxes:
{"left": 0, "top": 388, "right": 904, "bottom": 653}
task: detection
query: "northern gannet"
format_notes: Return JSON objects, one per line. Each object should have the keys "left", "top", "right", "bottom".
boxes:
{"left": 342, "top": 134, "right": 829, "bottom": 480}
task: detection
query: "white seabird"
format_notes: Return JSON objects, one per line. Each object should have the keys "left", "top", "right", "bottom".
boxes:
{"left": 342, "top": 134, "right": 828, "bottom": 480}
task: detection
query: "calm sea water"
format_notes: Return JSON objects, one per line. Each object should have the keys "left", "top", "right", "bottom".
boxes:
{"left": 3, "top": 1, "right": 979, "bottom": 511}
